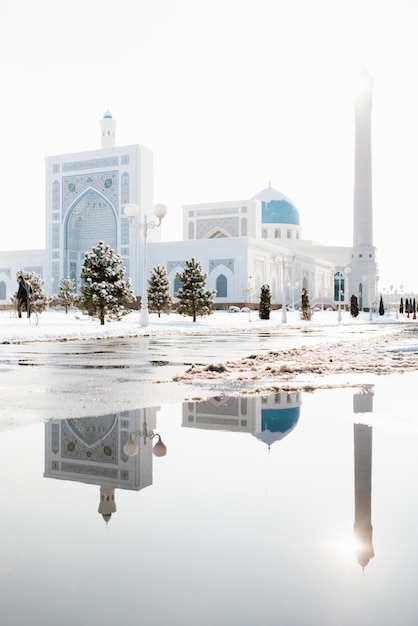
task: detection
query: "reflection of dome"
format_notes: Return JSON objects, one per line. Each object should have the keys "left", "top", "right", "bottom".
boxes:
{"left": 254, "top": 407, "right": 300, "bottom": 447}
{"left": 254, "top": 185, "right": 300, "bottom": 226}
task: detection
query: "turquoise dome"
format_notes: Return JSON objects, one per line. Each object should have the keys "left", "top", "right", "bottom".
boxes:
{"left": 254, "top": 407, "right": 300, "bottom": 447}
{"left": 254, "top": 185, "right": 300, "bottom": 226}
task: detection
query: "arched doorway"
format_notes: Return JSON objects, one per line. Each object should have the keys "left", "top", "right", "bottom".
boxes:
{"left": 64, "top": 190, "right": 117, "bottom": 289}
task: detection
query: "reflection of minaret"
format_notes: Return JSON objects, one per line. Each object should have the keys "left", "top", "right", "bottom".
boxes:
{"left": 353, "top": 385, "right": 374, "bottom": 414}
{"left": 353, "top": 423, "right": 374, "bottom": 571}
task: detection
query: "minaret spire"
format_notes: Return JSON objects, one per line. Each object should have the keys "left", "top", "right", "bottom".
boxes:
{"left": 350, "top": 67, "right": 378, "bottom": 311}
{"left": 353, "top": 67, "right": 374, "bottom": 248}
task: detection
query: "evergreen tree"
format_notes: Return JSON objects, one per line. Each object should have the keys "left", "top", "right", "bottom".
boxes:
{"left": 300, "top": 287, "right": 313, "bottom": 321}
{"left": 405, "top": 297, "right": 409, "bottom": 316}
{"left": 379, "top": 294, "right": 385, "bottom": 315}
{"left": 400, "top": 297, "right": 404, "bottom": 314}
{"left": 350, "top": 294, "right": 359, "bottom": 317}
{"left": 175, "top": 258, "right": 215, "bottom": 322}
{"left": 54, "top": 277, "right": 78, "bottom": 314}
{"left": 79, "top": 241, "right": 135, "bottom": 325}
{"left": 15, "top": 269, "right": 49, "bottom": 324}
{"left": 147, "top": 265, "right": 173, "bottom": 317}
{"left": 259, "top": 284, "right": 271, "bottom": 320}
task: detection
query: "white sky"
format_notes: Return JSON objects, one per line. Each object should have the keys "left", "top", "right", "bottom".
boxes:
{"left": 1, "top": 0, "right": 417, "bottom": 292}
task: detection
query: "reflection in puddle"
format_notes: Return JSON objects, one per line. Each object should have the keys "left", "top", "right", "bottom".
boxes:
{"left": 44, "top": 386, "right": 374, "bottom": 577}
{"left": 353, "top": 385, "right": 375, "bottom": 572}
{"left": 183, "top": 391, "right": 301, "bottom": 449}
{"left": 11, "top": 378, "right": 417, "bottom": 623}
{"left": 44, "top": 407, "right": 162, "bottom": 524}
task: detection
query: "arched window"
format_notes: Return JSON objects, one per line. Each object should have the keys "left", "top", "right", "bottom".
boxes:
{"left": 173, "top": 277, "right": 181, "bottom": 295}
{"left": 216, "top": 274, "right": 227, "bottom": 297}
{"left": 241, "top": 217, "right": 247, "bottom": 236}
{"left": 0, "top": 281, "right": 6, "bottom": 300}
{"left": 359, "top": 282, "right": 364, "bottom": 310}
{"left": 334, "top": 272, "right": 345, "bottom": 301}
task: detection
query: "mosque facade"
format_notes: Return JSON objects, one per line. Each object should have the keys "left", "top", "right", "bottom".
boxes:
{"left": 0, "top": 70, "right": 377, "bottom": 312}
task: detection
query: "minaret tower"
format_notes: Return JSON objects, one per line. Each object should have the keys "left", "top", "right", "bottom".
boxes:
{"left": 351, "top": 67, "right": 378, "bottom": 311}
{"left": 100, "top": 110, "right": 116, "bottom": 148}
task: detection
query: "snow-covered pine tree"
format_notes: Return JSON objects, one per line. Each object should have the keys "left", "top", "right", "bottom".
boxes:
{"left": 147, "top": 265, "right": 173, "bottom": 317}
{"left": 259, "top": 284, "right": 271, "bottom": 320}
{"left": 350, "top": 294, "right": 359, "bottom": 317}
{"left": 15, "top": 269, "right": 49, "bottom": 324}
{"left": 175, "top": 258, "right": 215, "bottom": 322}
{"left": 54, "top": 277, "right": 78, "bottom": 313}
{"left": 79, "top": 241, "right": 135, "bottom": 325}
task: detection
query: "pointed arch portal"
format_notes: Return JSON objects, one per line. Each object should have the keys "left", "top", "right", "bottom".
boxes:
{"left": 64, "top": 189, "right": 117, "bottom": 286}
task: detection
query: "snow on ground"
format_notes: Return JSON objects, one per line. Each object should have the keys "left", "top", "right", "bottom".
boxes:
{"left": 1, "top": 307, "right": 418, "bottom": 396}
{"left": 0, "top": 306, "right": 410, "bottom": 344}
{"left": 1, "top": 307, "right": 418, "bottom": 429}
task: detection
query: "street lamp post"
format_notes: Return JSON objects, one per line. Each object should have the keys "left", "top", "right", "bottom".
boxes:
{"left": 287, "top": 281, "right": 300, "bottom": 311}
{"left": 123, "top": 419, "right": 167, "bottom": 457}
{"left": 124, "top": 202, "right": 167, "bottom": 327}
{"left": 281, "top": 250, "right": 297, "bottom": 324}
{"left": 337, "top": 267, "right": 351, "bottom": 322}
{"left": 361, "top": 274, "right": 373, "bottom": 321}
{"left": 389, "top": 284, "right": 394, "bottom": 318}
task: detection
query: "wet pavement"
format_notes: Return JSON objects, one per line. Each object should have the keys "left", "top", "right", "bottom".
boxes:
{"left": 0, "top": 324, "right": 404, "bottom": 424}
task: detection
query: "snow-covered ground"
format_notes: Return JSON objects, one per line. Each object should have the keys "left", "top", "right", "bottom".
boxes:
{"left": 0, "top": 306, "right": 410, "bottom": 344}
{"left": 1, "top": 307, "right": 418, "bottom": 429}
{"left": 1, "top": 307, "right": 417, "bottom": 392}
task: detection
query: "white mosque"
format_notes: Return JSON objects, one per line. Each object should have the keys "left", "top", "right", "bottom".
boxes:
{"left": 0, "top": 69, "right": 378, "bottom": 312}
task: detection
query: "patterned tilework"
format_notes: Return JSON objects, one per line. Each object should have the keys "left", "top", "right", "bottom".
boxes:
{"left": 197, "top": 217, "right": 239, "bottom": 238}
{"left": 209, "top": 259, "right": 234, "bottom": 273}
{"left": 167, "top": 260, "right": 186, "bottom": 273}
{"left": 62, "top": 171, "right": 119, "bottom": 215}
{"left": 62, "top": 156, "right": 119, "bottom": 172}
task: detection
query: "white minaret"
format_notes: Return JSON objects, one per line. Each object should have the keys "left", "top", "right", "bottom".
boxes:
{"left": 100, "top": 110, "right": 116, "bottom": 148}
{"left": 351, "top": 67, "right": 378, "bottom": 311}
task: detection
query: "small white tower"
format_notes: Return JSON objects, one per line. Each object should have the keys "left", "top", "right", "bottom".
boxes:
{"left": 100, "top": 110, "right": 116, "bottom": 148}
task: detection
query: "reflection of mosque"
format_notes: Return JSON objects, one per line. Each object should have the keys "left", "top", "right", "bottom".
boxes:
{"left": 353, "top": 386, "right": 375, "bottom": 571}
{"left": 183, "top": 391, "right": 302, "bottom": 448}
{"left": 44, "top": 407, "right": 160, "bottom": 523}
